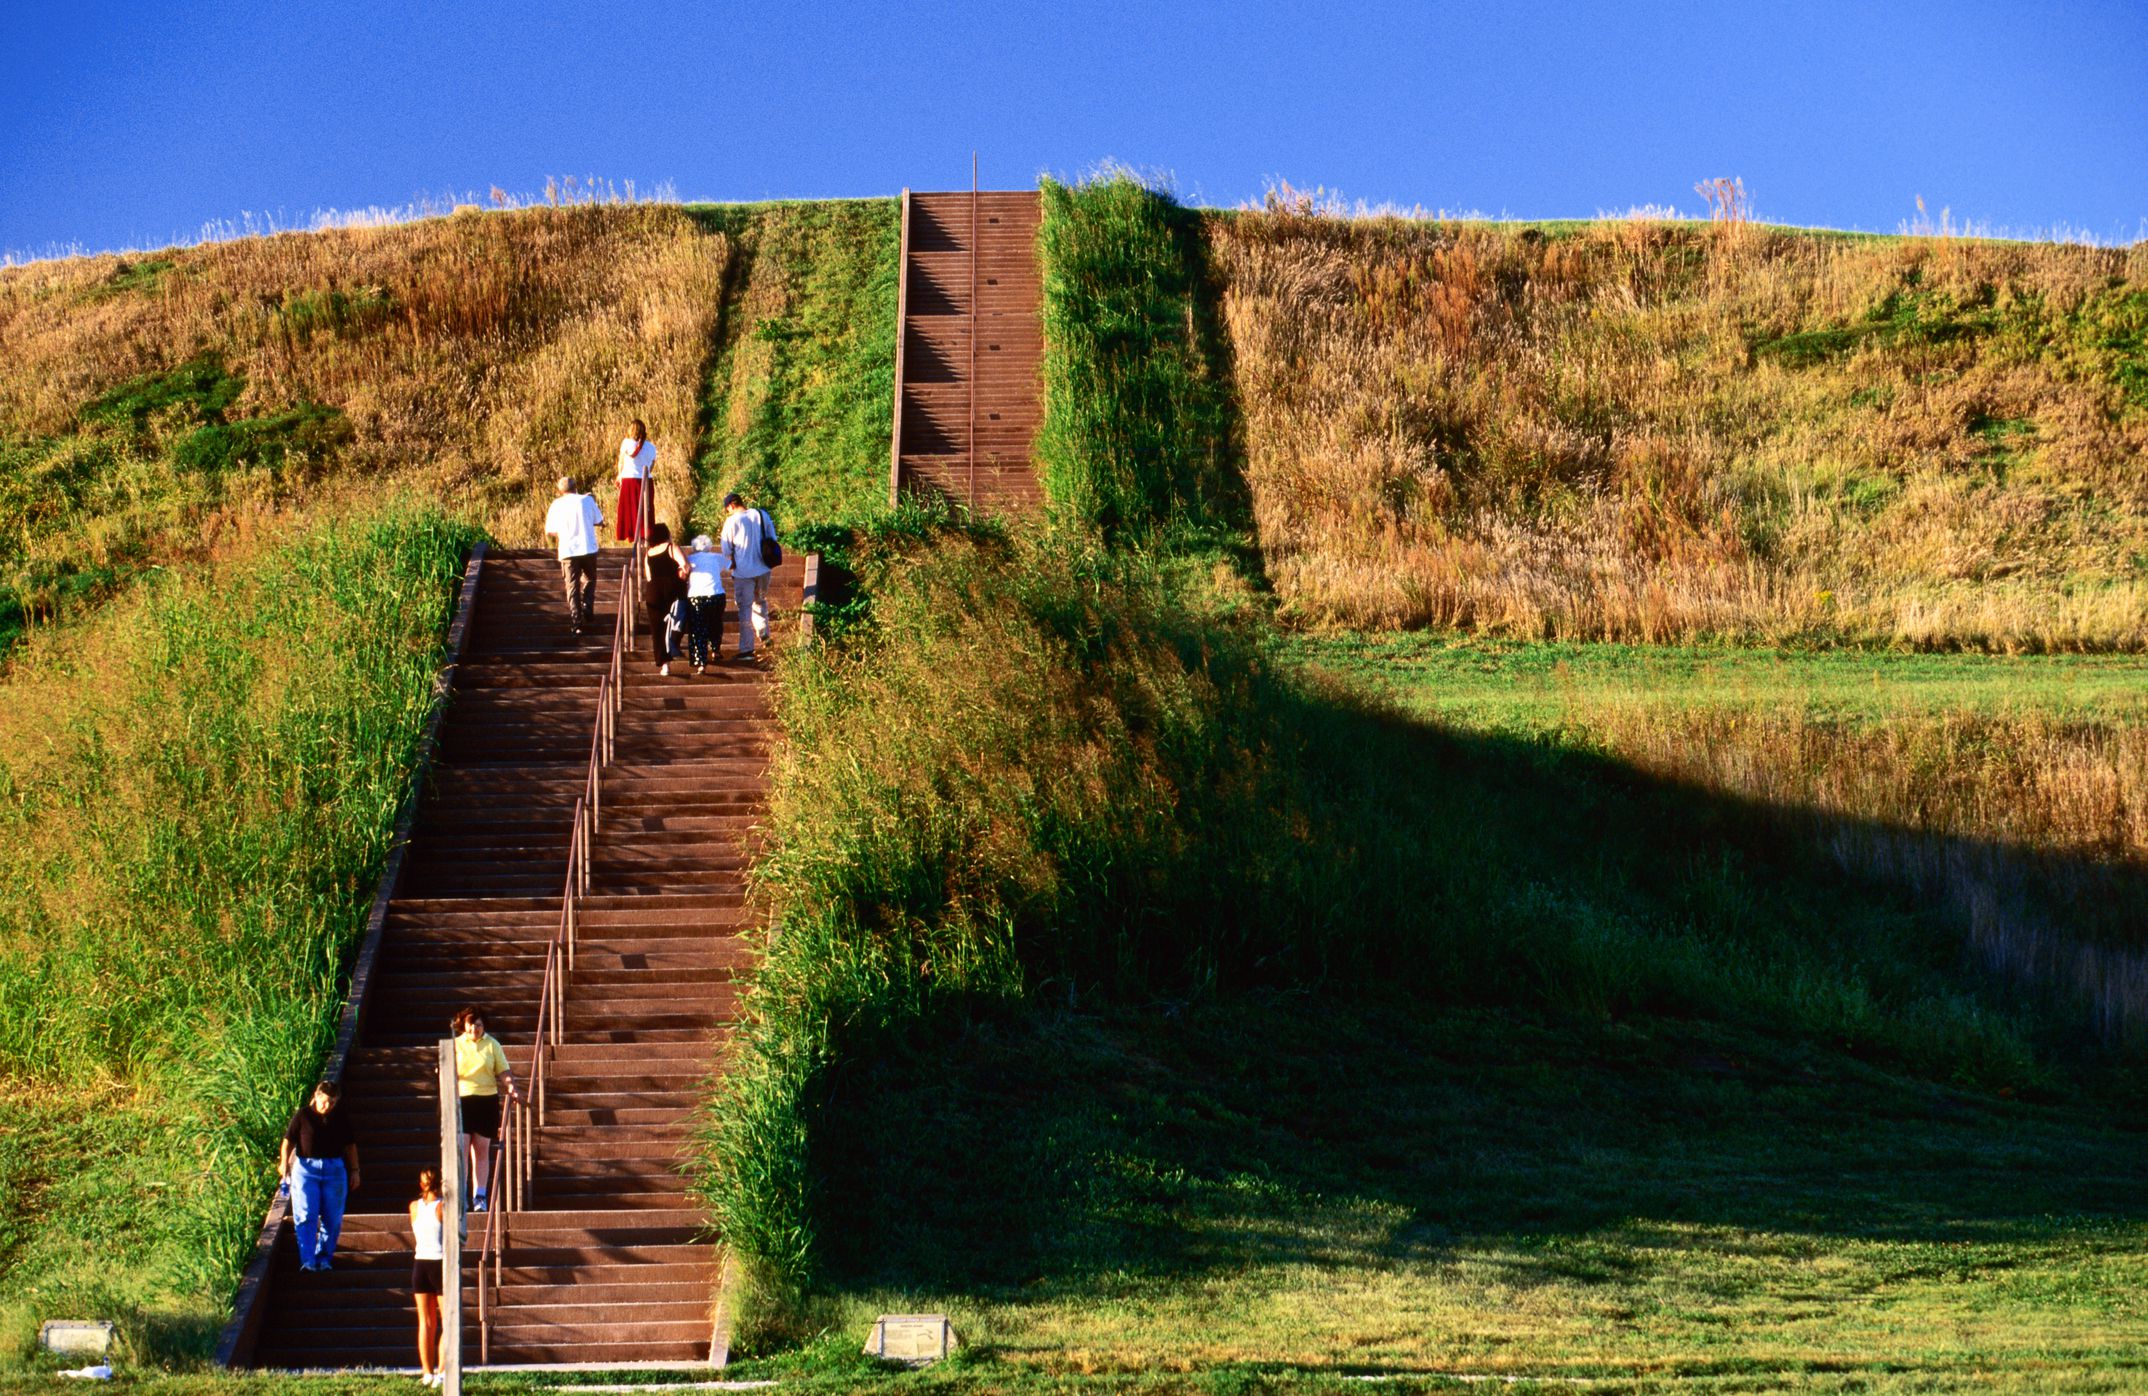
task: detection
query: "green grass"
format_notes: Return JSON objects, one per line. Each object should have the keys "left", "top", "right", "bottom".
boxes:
{"left": 688, "top": 199, "right": 901, "bottom": 530}
{"left": 1035, "top": 176, "right": 1243, "bottom": 545}
{"left": 802, "top": 991, "right": 2148, "bottom": 1391}
{"left": 1284, "top": 631, "right": 2148, "bottom": 733}
{"left": 701, "top": 527, "right": 2133, "bottom": 1360}
{"left": 0, "top": 502, "right": 477, "bottom": 1367}
{"left": 0, "top": 355, "right": 350, "bottom": 653}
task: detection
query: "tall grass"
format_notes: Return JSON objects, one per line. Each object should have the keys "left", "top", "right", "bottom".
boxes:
{"left": 689, "top": 200, "right": 900, "bottom": 529}
{"left": 1566, "top": 706, "right": 2148, "bottom": 1045}
{"left": 0, "top": 502, "right": 476, "bottom": 1364}
{"left": 1034, "top": 176, "right": 1241, "bottom": 543}
{"left": 1212, "top": 196, "right": 2148, "bottom": 648}
{"left": 701, "top": 534, "right": 1290, "bottom": 1336}
{"left": 701, "top": 531, "right": 2074, "bottom": 1347}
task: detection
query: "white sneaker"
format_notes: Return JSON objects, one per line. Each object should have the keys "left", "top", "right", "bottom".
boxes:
{"left": 659, "top": 663, "right": 670, "bottom": 677}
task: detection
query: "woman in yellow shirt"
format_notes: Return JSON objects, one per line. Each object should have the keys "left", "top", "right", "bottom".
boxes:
{"left": 450, "top": 1006, "right": 521, "bottom": 1212}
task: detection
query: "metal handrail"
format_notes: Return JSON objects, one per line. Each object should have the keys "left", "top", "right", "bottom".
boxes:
{"left": 475, "top": 1104, "right": 510, "bottom": 1363}
{"left": 476, "top": 475, "right": 650, "bottom": 1361}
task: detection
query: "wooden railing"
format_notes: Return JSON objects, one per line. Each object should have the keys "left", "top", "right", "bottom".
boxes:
{"left": 475, "top": 481, "right": 648, "bottom": 1362}
{"left": 887, "top": 188, "right": 913, "bottom": 508}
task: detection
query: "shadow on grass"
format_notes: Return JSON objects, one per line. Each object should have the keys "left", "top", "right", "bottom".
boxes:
{"left": 818, "top": 988, "right": 2148, "bottom": 1302}
{"left": 811, "top": 692, "right": 2148, "bottom": 1302}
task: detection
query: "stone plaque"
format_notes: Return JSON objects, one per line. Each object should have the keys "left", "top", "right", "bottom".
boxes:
{"left": 40, "top": 1321, "right": 114, "bottom": 1357}
{"left": 864, "top": 1313, "right": 955, "bottom": 1364}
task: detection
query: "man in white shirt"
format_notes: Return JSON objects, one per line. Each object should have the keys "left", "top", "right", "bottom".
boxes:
{"left": 543, "top": 475, "right": 605, "bottom": 633}
{"left": 718, "top": 491, "right": 777, "bottom": 659}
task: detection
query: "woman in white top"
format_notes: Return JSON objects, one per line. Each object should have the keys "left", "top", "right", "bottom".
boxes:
{"left": 684, "top": 534, "right": 726, "bottom": 674}
{"left": 409, "top": 1168, "right": 446, "bottom": 1386}
{"left": 616, "top": 419, "right": 657, "bottom": 543}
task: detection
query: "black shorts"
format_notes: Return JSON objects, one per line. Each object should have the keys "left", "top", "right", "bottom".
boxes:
{"left": 459, "top": 1093, "right": 500, "bottom": 1141}
{"left": 411, "top": 1258, "right": 443, "bottom": 1296}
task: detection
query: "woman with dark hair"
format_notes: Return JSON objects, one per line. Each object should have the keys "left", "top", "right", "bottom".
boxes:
{"left": 410, "top": 1168, "right": 446, "bottom": 1386}
{"left": 450, "top": 1007, "right": 519, "bottom": 1213}
{"left": 280, "top": 1079, "right": 360, "bottom": 1271}
{"left": 616, "top": 419, "right": 656, "bottom": 542}
{"left": 642, "top": 522, "right": 690, "bottom": 677}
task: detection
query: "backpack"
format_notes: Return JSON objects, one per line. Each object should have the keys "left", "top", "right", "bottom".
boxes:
{"left": 756, "top": 509, "right": 783, "bottom": 568}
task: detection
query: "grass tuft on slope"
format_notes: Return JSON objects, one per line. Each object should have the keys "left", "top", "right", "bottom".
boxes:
{"left": 689, "top": 200, "right": 901, "bottom": 531}
{"left": 1034, "top": 175, "right": 1242, "bottom": 547}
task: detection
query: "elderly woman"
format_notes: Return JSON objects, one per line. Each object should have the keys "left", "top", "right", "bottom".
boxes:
{"left": 683, "top": 533, "right": 726, "bottom": 675}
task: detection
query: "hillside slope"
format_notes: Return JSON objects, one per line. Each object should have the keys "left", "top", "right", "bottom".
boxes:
{"left": 0, "top": 200, "right": 899, "bottom": 1371}
{"left": 0, "top": 204, "right": 729, "bottom": 648}
{"left": 1212, "top": 202, "right": 2148, "bottom": 649}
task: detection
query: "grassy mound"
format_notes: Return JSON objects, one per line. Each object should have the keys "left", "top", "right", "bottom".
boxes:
{"left": 0, "top": 503, "right": 475, "bottom": 1364}
{"left": 701, "top": 180, "right": 2148, "bottom": 1393}
{"left": 1211, "top": 199, "right": 2148, "bottom": 649}
{"left": 0, "top": 204, "right": 730, "bottom": 645}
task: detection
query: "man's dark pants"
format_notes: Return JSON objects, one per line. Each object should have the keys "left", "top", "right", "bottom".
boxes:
{"left": 560, "top": 552, "right": 597, "bottom": 628}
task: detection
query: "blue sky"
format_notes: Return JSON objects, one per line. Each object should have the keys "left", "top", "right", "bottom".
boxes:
{"left": 3, "top": 0, "right": 2144, "bottom": 256}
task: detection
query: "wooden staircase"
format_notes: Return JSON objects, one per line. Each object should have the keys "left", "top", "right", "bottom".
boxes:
{"left": 890, "top": 189, "right": 1045, "bottom": 514}
{"left": 251, "top": 547, "right": 803, "bottom": 1370}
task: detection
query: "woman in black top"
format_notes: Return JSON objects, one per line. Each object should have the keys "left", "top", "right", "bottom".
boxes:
{"left": 642, "top": 522, "right": 690, "bottom": 677}
{"left": 280, "top": 1080, "right": 360, "bottom": 1271}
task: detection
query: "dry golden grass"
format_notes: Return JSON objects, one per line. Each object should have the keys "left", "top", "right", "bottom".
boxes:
{"left": 1212, "top": 196, "right": 2148, "bottom": 648}
{"left": 0, "top": 203, "right": 729, "bottom": 568}
{"left": 1579, "top": 703, "right": 2148, "bottom": 1042}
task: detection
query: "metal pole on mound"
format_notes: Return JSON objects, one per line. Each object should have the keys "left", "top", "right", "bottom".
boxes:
{"left": 439, "top": 1041, "right": 463, "bottom": 1396}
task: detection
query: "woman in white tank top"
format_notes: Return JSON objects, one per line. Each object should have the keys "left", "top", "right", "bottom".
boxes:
{"left": 410, "top": 1169, "right": 446, "bottom": 1385}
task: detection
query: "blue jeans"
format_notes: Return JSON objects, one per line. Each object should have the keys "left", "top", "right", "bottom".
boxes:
{"left": 290, "top": 1158, "right": 348, "bottom": 1268}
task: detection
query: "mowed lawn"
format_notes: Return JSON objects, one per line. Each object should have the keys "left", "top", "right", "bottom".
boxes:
{"left": 779, "top": 995, "right": 2148, "bottom": 1393}
{"left": 43, "top": 996, "right": 2138, "bottom": 1394}
{"left": 1286, "top": 630, "right": 2148, "bottom": 732}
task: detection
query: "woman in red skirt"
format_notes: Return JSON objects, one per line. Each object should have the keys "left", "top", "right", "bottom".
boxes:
{"left": 616, "top": 418, "right": 656, "bottom": 542}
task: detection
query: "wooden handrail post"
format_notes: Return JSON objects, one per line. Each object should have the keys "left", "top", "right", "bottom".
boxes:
{"left": 438, "top": 1041, "right": 463, "bottom": 1395}
{"left": 969, "top": 155, "right": 979, "bottom": 510}
{"left": 889, "top": 189, "right": 912, "bottom": 506}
